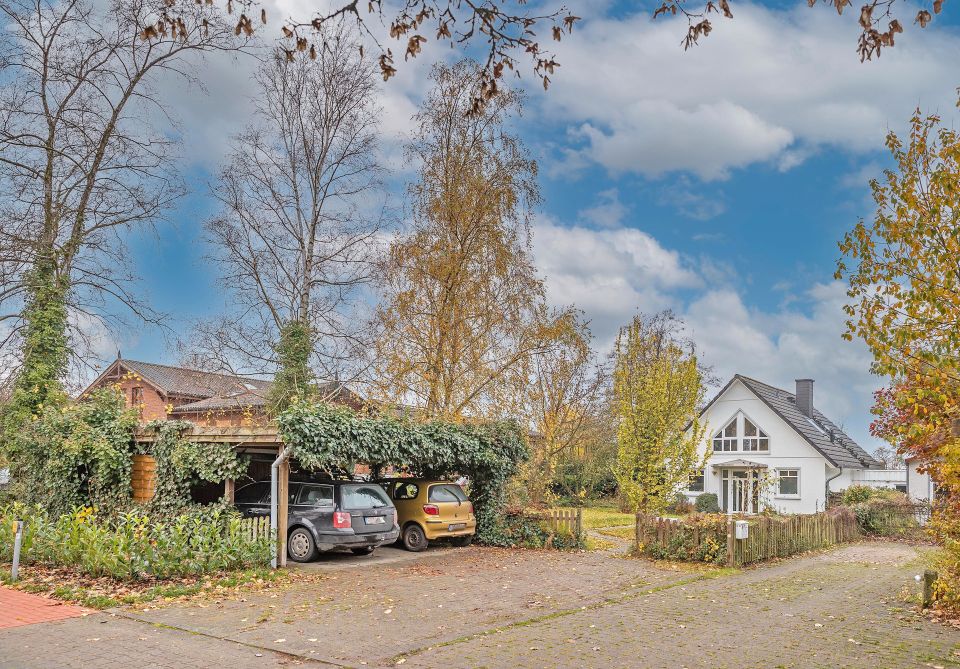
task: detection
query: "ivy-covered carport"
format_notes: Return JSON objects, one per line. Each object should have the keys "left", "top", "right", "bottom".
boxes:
{"left": 273, "top": 402, "right": 528, "bottom": 566}
{"left": 135, "top": 403, "right": 529, "bottom": 567}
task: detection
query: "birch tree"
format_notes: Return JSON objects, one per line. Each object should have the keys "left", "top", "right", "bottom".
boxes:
{"left": 373, "top": 60, "right": 567, "bottom": 420}
{"left": 198, "top": 27, "right": 384, "bottom": 411}
{"left": 612, "top": 312, "right": 707, "bottom": 534}
{"left": 0, "top": 0, "right": 246, "bottom": 432}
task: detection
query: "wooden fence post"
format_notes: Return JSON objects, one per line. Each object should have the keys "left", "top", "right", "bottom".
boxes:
{"left": 575, "top": 507, "right": 583, "bottom": 537}
{"left": 923, "top": 570, "right": 937, "bottom": 608}
{"left": 726, "top": 517, "right": 735, "bottom": 567}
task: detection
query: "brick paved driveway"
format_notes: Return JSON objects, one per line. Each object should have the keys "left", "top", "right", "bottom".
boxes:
{"left": 0, "top": 541, "right": 957, "bottom": 668}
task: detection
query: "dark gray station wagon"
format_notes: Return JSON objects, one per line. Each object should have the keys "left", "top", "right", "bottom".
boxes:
{"left": 234, "top": 480, "right": 400, "bottom": 562}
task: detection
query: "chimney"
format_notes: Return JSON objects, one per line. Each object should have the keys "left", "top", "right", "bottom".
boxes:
{"left": 795, "top": 379, "right": 814, "bottom": 417}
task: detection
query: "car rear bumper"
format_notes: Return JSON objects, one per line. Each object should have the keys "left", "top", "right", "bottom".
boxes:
{"left": 314, "top": 527, "right": 400, "bottom": 552}
{"left": 423, "top": 519, "right": 477, "bottom": 540}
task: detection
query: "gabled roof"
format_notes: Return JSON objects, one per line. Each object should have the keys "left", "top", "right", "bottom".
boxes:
{"left": 702, "top": 374, "right": 881, "bottom": 469}
{"left": 82, "top": 358, "right": 272, "bottom": 402}
{"left": 118, "top": 359, "right": 272, "bottom": 399}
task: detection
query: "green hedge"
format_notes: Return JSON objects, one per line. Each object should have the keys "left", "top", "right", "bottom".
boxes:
{"left": 0, "top": 503, "right": 271, "bottom": 580}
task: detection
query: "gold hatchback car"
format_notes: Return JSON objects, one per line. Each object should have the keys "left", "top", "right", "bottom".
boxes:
{"left": 377, "top": 479, "right": 476, "bottom": 551}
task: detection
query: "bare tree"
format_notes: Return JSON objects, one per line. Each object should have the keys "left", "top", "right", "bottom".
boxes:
{"left": 196, "top": 26, "right": 384, "bottom": 401}
{"left": 150, "top": 1, "right": 579, "bottom": 113}
{"left": 0, "top": 0, "right": 248, "bottom": 418}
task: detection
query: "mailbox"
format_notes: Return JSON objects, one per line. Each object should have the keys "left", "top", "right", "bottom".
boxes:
{"left": 735, "top": 520, "right": 749, "bottom": 540}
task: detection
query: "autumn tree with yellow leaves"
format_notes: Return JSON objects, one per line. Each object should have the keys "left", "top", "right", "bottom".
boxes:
{"left": 516, "top": 310, "right": 610, "bottom": 506}
{"left": 612, "top": 312, "right": 707, "bottom": 542}
{"left": 373, "top": 61, "right": 570, "bottom": 421}
{"left": 837, "top": 104, "right": 960, "bottom": 608}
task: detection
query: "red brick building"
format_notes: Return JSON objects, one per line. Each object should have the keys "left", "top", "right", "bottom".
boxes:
{"left": 81, "top": 358, "right": 363, "bottom": 427}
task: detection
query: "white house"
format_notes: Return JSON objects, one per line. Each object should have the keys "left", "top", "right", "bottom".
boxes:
{"left": 684, "top": 375, "right": 882, "bottom": 515}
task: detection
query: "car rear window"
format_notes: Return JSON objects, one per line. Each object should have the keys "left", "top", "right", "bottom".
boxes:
{"left": 393, "top": 482, "right": 419, "bottom": 500}
{"left": 341, "top": 484, "right": 393, "bottom": 510}
{"left": 428, "top": 484, "right": 467, "bottom": 503}
{"left": 297, "top": 484, "right": 334, "bottom": 506}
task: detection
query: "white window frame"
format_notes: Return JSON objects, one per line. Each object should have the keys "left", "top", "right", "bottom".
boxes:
{"left": 686, "top": 468, "right": 705, "bottom": 493}
{"left": 712, "top": 416, "right": 739, "bottom": 452}
{"left": 711, "top": 411, "right": 772, "bottom": 454}
{"left": 775, "top": 468, "right": 801, "bottom": 498}
{"left": 740, "top": 412, "right": 770, "bottom": 453}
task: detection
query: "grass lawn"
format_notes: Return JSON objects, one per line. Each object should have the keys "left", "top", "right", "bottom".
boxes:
{"left": 563, "top": 506, "right": 635, "bottom": 529}
{"left": 596, "top": 525, "right": 635, "bottom": 540}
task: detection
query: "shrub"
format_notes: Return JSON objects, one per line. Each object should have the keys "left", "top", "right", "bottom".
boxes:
{"left": 641, "top": 513, "right": 727, "bottom": 565}
{"left": 0, "top": 503, "right": 272, "bottom": 581}
{"left": 667, "top": 492, "right": 694, "bottom": 515}
{"left": 851, "top": 496, "right": 922, "bottom": 536}
{"left": 695, "top": 493, "right": 720, "bottom": 514}
{"left": 841, "top": 484, "right": 903, "bottom": 506}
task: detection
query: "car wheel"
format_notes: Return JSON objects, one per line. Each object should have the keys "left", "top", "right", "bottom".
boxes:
{"left": 450, "top": 535, "right": 473, "bottom": 548}
{"left": 402, "top": 524, "right": 428, "bottom": 552}
{"left": 351, "top": 546, "right": 376, "bottom": 556}
{"left": 287, "top": 528, "right": 318, "bottom": 562}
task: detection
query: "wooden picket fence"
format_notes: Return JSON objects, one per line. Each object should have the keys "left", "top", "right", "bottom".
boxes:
{"left": 545, "top": 508, "right": 583, "bottom": 537}
{"left": 640, "top": 508, "right": 860, "bottom": 566}
{"left": 238, "top": 514, "right": 271, "bottom": 542}
{"left": 728, "top": 509, "right": 860, "bottom": 566}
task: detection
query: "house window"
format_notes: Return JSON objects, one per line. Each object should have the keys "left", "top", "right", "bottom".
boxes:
{"left": 131, "top": 386, "right": 143, "bottom": 414}
{"left": 688, "top": 469, "right": 705, "bottom": 492}
{"left": 742, "top": 417, "right": 769, "bottom": 452}
{"left": 712, "top": 418, "right": 738, "bottom": 452}
{"left": 777, "top": 469, "right": 800, "bottom": 496}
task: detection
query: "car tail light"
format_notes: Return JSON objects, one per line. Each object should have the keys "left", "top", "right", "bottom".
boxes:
{"left": 466, "top": 502, "right": 473, "bottom": 516}
{"left": 333, "top": 511, "right": 352, "bottom": 528}
{"left": 423, "top": 504, "right": 439, "bottom": 516}
{"left": 393, "top": 509, "right": 398, "bottom": 526}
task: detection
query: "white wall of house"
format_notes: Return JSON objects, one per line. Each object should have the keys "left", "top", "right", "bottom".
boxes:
{"left": 851, "top": 468, "right": 907, "bottom": 491}
{"left": 683, "top": 378, "right": 842, "bottom": 515}
{"left": 907, "top": 459, "right": 935, "bottom": 503}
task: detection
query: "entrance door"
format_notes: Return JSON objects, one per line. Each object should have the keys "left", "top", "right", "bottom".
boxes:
{"left": 722, "top": 470, "right": 755, "bottom": 513}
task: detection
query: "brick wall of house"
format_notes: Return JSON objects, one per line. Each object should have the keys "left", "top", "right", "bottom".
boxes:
{"left": 94, "top": 376, "right": 171, "bottom": 422}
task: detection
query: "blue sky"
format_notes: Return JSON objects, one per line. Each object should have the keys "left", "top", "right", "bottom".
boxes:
{"left": 109, "top": 0, "right": 960, "bottom": 452}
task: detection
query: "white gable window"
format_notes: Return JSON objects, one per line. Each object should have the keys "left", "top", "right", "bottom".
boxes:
{"left": 712, "top": 418, "right": 738, "bottom": 451}
{"left": 742, "top": 417, "right": 770, "bottom": 452}
{"left": 712, "top": 412, "right": 771, "bottom": 453}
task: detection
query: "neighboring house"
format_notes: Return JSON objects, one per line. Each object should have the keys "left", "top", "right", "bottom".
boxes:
{"left": 683, "top": 375, "right": 881, "bottom": 515}
{"left": 81, "top": 357, "right": 363, "bottom": 427}
{"left": 906, "top": 455, "right": 937, "bottom": 504}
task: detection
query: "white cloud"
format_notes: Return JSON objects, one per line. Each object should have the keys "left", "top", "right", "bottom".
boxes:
{"left": 533, "top": 217, "right": 701, "bottom": 347}
{"left": 578, "top": 188, "right": 629, "bottom": 228}
{"left": 543, "top": 3, "right": 960, "bottom": 179}
{"left": 533, "top": 218, "right": 884, "bottom": 452}
{"left": 683, "top": 281, "right": 884, "bottom": 451}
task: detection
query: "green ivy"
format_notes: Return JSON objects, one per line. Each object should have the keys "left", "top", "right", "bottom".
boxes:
{"left": 139, "top": 420, "right": 249, "bottom": 516}
{"left": 1, "top": 261, "right": 70, "bottom": 450}
{"left": 277, "top": 401, "right": 529, "bottom": 544}
{"left": 7, "top": 387, "right": 139, "bottom": 516}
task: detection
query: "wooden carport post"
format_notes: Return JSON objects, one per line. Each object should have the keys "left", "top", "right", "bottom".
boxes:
{"left": 224, "top": 478, "right": 235, "bottom": 504}
{"left": 277, "top": 455, "right": 290, "bottom": 567}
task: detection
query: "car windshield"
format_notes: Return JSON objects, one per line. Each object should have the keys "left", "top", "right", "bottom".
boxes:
{"left": 341, "top": 484, "right": 393, "bottom": 510}
{"left": 428, "top": 484, "right": 468, "bottom": 503}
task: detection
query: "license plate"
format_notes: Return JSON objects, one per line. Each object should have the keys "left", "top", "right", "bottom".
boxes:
{"left": 448, "top": 523, "right": 466, "bottom": 531}
{"left": 364, "top": 516, "right": 386, "bottom": 525}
